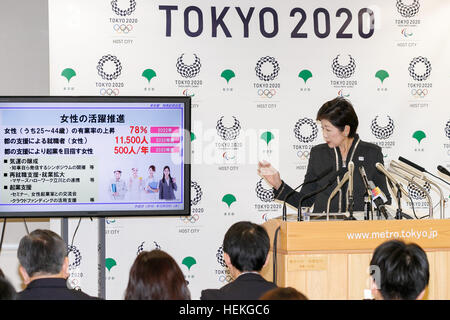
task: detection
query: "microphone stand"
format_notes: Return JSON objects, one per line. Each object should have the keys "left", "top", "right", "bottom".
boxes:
{"left": 395, "top": 184, "right": 403, "bottom": 220}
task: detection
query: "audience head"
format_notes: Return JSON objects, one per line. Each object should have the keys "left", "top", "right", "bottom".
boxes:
{"left": 0, "top": 277, "right": 17, "bottom": 300}
{"left": 222, "top": 221, "right": 270, "bottom": 275}
{"left": 260, "top": 287, "right": 308, "bottom": 300}
{"left": 370, "top": 240, "right": 429, "bottom": 300}
{"left": 125, "top": 250, "right": 190, "bottom": 300}
{"left": 17, "top": 229, "right": 69, "bottom": 284}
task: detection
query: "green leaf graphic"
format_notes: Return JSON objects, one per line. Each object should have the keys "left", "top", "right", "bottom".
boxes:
{"left": 298, "top": 69, "right": 313, "bottom": 83}
{"left": 375, "top": 70, "right": 389, "bottom": 84}
{"left": 182, "top": 256, "right": 197, "bottom": 271}
{"left": 142, "top": 69, "right": 157, "bottom": 83}
{"left": 105, "top": 258, "right": 117, "bottom": 272}
{"left": 412, "top": 130, "right": 426, "bottom": 144}
{"left": 221, "top": 69, "right": 235, "bottom": 83}
{"left": 190, "top": 132, "right": 196, "bottom": 142}
{"left": 261, "top": 131, "right": 274, "bottom": 146}
{"left": 222, "top": 194, "right": 237, "bottom": 208}
{"left": 61, "top": 68, "right": 76, "bottom": 82}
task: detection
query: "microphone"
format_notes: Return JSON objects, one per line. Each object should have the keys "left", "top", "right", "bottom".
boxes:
{"left": 346, "top": 161, "right": 356, "bottom": 220}
{"left": 438, "top": 165, "right": 450, "bottom": 177}
{"left": 376, "top": 162, "right": 402, "bottom": 189}
{"left": 399, "top": 157, "right": 450, "bottom": 186}
{"left": 281, "top": 166, "right": 333, "bottom": 221}
{"left": 297, "top": 168, "right": 345, "bottom": 221}
{"left": 368, "top": 181, "right": 389, "bottom": 220}
{"left": 358, "top": 166, "right": 371, "bottom": 194}
{"left": 398, "top": 156, "right": 424, "bottom": 172}
{"left": 359, "top": 166, "right": 373, "bottom": 220}
{"left": 326, "top": 167, "right": 352, "bottom": 218}
{"left": 348, "top": 161, "right": 355, "bottom": 200}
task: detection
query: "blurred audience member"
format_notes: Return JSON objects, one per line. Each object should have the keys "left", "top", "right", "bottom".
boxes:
{"left": 370, "top": 239, "right": 429, "bottom": 300}
{"left": 0, "top": 268, "right": 16, "bottom": 300}
{"left": 125, "top": 250, "right": 190, "bottom": 300}
{"left": 17, "top": 229, "right": 99, "bottom": 300}
{"left": 201, "top": 221, "right": 276, "bottom": 300}
{"left": 260, "top": 287, "right": 308, "bottom": 300}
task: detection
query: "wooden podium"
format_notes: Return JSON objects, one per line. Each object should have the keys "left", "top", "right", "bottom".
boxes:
{"left": 261, "top": 217, "right": 450, "bottom": 300}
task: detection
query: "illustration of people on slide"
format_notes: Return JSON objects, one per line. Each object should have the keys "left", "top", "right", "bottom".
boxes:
{"left": 143, "top": 165, "right": 159, "bottom": 201}
{"left": 159, "top": 166, "right": 177, "bottom": 200}
{"left": 128, "top": 167, "right": 143, "bottom": 201}
{"left": 110, "top": 169, "right": 127, "bottom": 200}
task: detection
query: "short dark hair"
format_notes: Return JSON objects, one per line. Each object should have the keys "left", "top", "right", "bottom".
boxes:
{"left": 0, "top": 277, "right": 16, "bottom": 300}
{"left": 316, "top": 97, "right": 359, "bottom": 138}
{"left": 223, "top": 221, "right": 270, "bottom": 272}
{"left": 148, "top": 165, "right": 156, "bottom": 171}
{"left": 17, "top": 229, "right": 67, "bottom": 277}
{"left": 259, "top": 287, "right": 308, "bottom": 300}
{"left": 370, "top": 240, "right": 429, "bottom": 300}
{"left": 125, "top": 250, "right": 190, "bottom": 300}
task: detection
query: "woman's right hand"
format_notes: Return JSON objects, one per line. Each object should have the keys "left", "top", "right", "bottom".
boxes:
{"left": 257, "top": 160, "right": 282, "bottom": 190}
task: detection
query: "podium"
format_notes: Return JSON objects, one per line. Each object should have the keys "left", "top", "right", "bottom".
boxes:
{"left": 261, "top": 217, "right": 450, "bottom": 300}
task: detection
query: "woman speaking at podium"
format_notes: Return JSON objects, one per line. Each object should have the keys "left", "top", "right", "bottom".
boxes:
{"left": 258, "top": 97, "right": 391, "bottom": 213}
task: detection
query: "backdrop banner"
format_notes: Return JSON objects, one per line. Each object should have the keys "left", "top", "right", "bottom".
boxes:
{"left": 48, "top": 0, "right": 450, "bottom": 299}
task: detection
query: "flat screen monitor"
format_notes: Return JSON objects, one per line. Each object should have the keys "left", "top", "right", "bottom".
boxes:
{"left": 0, "top": 96, "right": 191, "bottom": 218}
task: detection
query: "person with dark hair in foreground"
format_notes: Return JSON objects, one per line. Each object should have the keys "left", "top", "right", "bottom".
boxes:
{"left": 259, "top": 287, "right": 308, "bottom": 300}
{"left": 17, "top": 229, "right": 99, "bottom": 300}
{"left": 125, "top": 250, "right": 190, "bottom": 300}
{"left": 201, "top": 221, "right": 277, "bottom": 300}
{"left": 370, "top": 240, "right": 429, "bottom": 300}
{"left": 0, "top": 268, "right": 16, "bottom": 300}
{"left": 258, "top": 96, "right": 391, "bottom": 213}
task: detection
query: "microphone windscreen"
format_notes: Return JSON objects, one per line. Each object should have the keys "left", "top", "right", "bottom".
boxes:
{"left": 438, "top": 165, "right": 450, "bottom": 176}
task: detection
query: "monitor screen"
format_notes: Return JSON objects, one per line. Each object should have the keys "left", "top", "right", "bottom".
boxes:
{"left": 0, "top": 96, "right": 191, "bottom": 218}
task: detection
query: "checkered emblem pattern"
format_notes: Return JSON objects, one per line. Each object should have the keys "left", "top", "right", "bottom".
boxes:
{"left": 407, "top": 182, "right": 431, "bottom": 200}
{"left": 111, "top": 0, "right": 136, "bottom": 16}
{"left": 408, "top": 56, "right": 431, "bottom": 81}
{"left": 255, "top": 56, "right": 280, "bottom": 81}
{"left": 97, "top": 54, "right": 122, "bottom": 80}
{"left": 256, "top": 179, "right": 274, "bottom": 202}
{"left": 445, "top": 120, "right": 450, "bottom": 139}
{"left": 137, "top": 241, "right": 161, "bottom": 255}
{"left": 371, "top": 116, "right": 395, "bottom": 140}
{"left": 332, "top": 54, "right": 356, "bottom": 78}
{"left": 67, "top": 245, "right": 82, "bottom": 270}
{"left": 294, "top": 118, "right": 318, "bottom": 143}
{"left": 176, "top": 54, "right": 201, "bottom": 78}
{"left": 191, "top": 181, "right": 203, "bottom": 206}
{"left": 216, "top": 246, "right": 227, "bottom": 268}
{"left": 396, "top": 0, "right": 420, "bottom": 18}
{"left": 216, "top": 116, "right": 241, "bottom": 140}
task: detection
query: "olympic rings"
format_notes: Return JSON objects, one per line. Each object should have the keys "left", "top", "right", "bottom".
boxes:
{"left": 218, "top": 274, "right": 233, "bottom": 282}
{"left": 411, "top": 89, "right": 428, "bottom": 97}
{"left": 257, "top": 89, "right": 276, "bottom": 98}
{"left": 180, "top": 214, "right": 199, "bottom": 224}
{"left": 100, "top": 88, "right": 120, "bottom": 96}
{"left": 113, "top": 24, "right": 133, "bottom": 33}
{"left": 296, "top": 150, "right": 310, "bottom": 160}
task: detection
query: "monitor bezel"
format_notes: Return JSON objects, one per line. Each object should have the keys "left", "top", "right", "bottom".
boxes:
{"left": 0, "top": 96, "right": 191, "bottom": 218}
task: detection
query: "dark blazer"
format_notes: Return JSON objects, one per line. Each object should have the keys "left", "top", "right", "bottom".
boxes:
{"left": 200, "top": 273, "right": 277, "bottom": 300}
{"left": 158, "top": 178, "right": 177, "bottom": 200}
{"left": 17, "top": 278, "right": 100, "bottom": 300}
{"left": 274, "top": 134, "right": 391, "bottom": 213}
